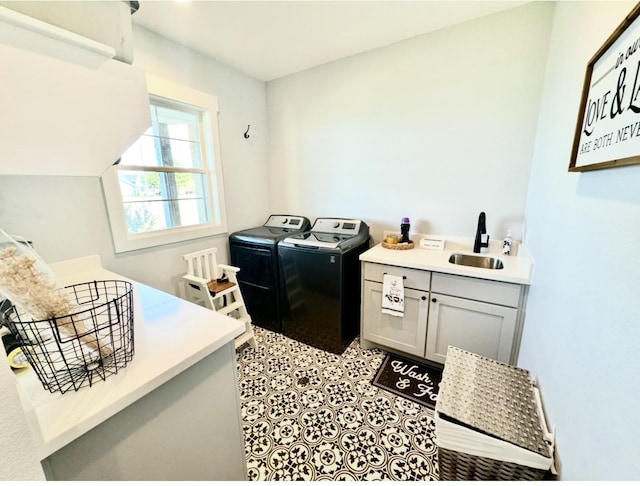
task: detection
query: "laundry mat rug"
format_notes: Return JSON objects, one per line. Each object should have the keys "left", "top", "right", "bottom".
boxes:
{"left": 372, "top": 353, "right": 443, "bottom": 410}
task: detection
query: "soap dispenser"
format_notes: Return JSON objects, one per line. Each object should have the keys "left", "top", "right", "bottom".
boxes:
{"left": 502, "top": 230, "right": 513, "bottom": 255}
{"left": 400, "top": 217, "right": 411, "bottom": 243}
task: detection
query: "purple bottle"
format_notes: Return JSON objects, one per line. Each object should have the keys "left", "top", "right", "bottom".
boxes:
{"left": 400, "top": 217, "right": 410, "bottom": 243}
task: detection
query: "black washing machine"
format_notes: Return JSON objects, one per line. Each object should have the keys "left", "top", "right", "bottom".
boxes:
{"left": 229, "top": 215, "right": 311, "bottom": 333}
{"left": 277, "top": 218, "right": 370, "bottom": 354}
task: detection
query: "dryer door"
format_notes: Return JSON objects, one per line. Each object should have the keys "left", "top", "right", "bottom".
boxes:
{"left": 230, "top": 243, "right": 281, "bottom": 332}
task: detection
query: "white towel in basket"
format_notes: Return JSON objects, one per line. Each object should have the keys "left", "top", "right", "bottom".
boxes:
{"left": 382, "top": 274, "right": 405, "bottom": 317}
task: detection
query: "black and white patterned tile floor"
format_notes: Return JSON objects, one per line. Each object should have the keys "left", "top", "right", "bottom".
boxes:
{"left": 235, "top": 325, "right": 439, "bottom": 481}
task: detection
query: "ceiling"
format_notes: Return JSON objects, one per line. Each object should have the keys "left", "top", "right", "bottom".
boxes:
{"left": 132, "top": 1, "right": 530, "bottom": 82}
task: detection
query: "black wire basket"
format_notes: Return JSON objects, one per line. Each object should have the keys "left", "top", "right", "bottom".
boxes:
{"left": 2, "top": 280, "right": 134, "bottom": 394}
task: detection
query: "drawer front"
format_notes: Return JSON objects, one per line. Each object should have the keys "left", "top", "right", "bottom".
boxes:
{"left": 431, "top": 272, "right": 521, "bottom": 307}
{"left": 363, "top": 262, "right": 430, "bottom": 291}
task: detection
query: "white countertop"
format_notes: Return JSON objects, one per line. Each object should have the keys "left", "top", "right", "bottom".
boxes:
{"left": 14, "top": 255, "right": 244, "bottom": 460}
{"left": 360, "top": 237, "right": 533, "bottom": 285}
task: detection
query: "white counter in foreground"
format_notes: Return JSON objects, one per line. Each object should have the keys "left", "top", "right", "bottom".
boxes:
{"left": 14, "top": 255, "right": 247, "bottom": 480}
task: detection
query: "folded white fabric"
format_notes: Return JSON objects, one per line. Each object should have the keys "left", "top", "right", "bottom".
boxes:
{"left": 382, "top": 274, "right": 405, "bottom": 317}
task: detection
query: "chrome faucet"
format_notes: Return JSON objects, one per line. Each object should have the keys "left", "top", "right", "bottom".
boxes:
{"left": 473, "top": 212, "right": 489, "bottom": 253}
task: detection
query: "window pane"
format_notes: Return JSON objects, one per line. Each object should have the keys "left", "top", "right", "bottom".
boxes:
{"left": 123, "top": 200, "right": 167, "bottom": 233}
{"left": 118, "top": 170, "right": 210, "bottom": 234}
{"left": 120, "top": 135, "right": 203, "bottom": 169}
{"left": 118, "top": 103, "right": 204, "bottom": 169}
{"left": 154, "top": 105, "right": 200, "bottom": 144}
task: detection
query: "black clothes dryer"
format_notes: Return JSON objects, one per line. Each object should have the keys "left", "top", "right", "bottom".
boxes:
{"left": 229, "top": 215, "right": 311, "bottom": 333}
{"left": 277, "top": 218, "right": 370, "bottom": 354}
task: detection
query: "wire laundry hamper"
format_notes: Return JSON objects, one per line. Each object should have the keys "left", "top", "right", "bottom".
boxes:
{"left": 434, "top": 347, "right": 555, "bottom": 480}
{"left": 3, "top": 280, "right": 134, "bottom": 394}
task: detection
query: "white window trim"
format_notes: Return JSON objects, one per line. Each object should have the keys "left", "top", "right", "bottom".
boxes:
{"left": 102, "top": 75, "right": 228, "bottom": 253}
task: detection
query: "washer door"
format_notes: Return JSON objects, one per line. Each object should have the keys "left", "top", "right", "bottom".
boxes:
{"left": 278, "top": 245, "right": 344, "bottom": 353}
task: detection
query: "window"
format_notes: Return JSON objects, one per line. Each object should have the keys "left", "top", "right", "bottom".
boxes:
{"left": 103, "top": 76, "right": 227, "bottom": 253}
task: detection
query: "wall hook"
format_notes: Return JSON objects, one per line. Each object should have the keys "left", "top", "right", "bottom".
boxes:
{"left": 244, "top": 125, "right": 250, "bottom": 139}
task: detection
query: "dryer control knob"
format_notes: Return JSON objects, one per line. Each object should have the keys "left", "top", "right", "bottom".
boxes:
{"left": 282, "top": 218, "right": 289, "bottom": 224}
{"left": 333, "top": 222, "right": 340, "bottom": 228}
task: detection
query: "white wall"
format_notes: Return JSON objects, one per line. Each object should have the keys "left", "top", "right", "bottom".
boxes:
{"left": 0, "top": 25, "right": 270, "bottom": 296}
{"left": 519, "top": 1, "right": 640, "bottom": 480}
{"left": 266, "top": 2, "right": 553, "bottom": 243}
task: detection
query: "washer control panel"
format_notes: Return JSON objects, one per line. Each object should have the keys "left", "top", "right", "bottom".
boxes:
{"left": 312, "top": 218, "right": 363, "bottom": 236}
{"left": 265, "top": 214, "right": 309, "bottom": 230}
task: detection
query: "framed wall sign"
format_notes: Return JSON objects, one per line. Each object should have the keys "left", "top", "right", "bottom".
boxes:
{"left": 570, "top": 3, "right": 640, "bottom": 172}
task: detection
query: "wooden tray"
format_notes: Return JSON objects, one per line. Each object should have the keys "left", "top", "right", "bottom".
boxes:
{"left": 382, "top": 240, "right": 415, "bottom": 250}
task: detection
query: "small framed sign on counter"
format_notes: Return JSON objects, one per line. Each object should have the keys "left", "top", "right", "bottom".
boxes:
{"left": 570, "top": 3, "right": 640, "bottom": 172}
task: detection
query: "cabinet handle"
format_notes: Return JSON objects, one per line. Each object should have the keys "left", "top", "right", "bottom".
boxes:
{"left": 421, "top": 296, "right": 426, "bottom": 301}
{"left": 431, "top": 298, "right": 437, "bottom": 303}
{"left": 383, "top": 273, "right": 407, "bottom": 279}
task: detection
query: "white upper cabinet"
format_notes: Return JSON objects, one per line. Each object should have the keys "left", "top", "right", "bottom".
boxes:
{"left": 0, "top": 4, "right": 150, "bottom": 177}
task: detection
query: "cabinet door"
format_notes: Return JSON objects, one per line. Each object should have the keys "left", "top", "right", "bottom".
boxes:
{"left": 361, "top": 280, "right": 428, "bottom": 357}
{"left": 425, "top": 293, "right": 517, "bottom": 364}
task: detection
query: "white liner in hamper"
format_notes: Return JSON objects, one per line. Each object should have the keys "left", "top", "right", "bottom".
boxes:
{"left": 434, "top": 346, "right": 555, "bottom": 470}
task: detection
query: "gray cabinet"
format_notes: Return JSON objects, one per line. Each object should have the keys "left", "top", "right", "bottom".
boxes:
{"left": 40, "top": 343, "right": 247, "bottom": 481}
{"left": 361, "top": 262, "right": 527, "bottom": 365}
{"left": 425, "top": 294, "right": 517, "bottom": 364}
{"left": 425, "top": 272, "right": 522, "bottom": 364}
{"left": 362, "top": 281, "right": 429, "bottom": 356}
{"left": 361, "top": 263, "right": 431, "bottom": 358}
